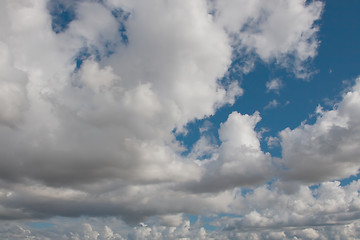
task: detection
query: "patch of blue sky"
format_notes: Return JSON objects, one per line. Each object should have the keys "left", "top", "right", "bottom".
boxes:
{"left": 73, "top": 47, "right": 92, "bottom": 71}
{"left": 185, "top": 213, "right": 243, "bottom": 231}
{"left": 72, "top": 45, "right": 111, "bottom": 72}
{"left": 175, "top": 118, "right": 218, "bottom": 157}
{"left": 199, "top": 216, "right": 221, "bottom": 231}
{"left": 183, "top": 214, "right": 215, "bottom": 231}
{"left": 339, "top": 173, "right": 360, "bottom": 187}
{"left": 47, "top": 0, "right": 77, "bottom": 34}
{"left": 111, "top": 8, "right": 131, "bottom": 45}
{"left": 28, "top": 222, "right": 55, "bottom": 229}
{"left": 315, "top": 0, "right": 360, "bottom": 83}
{"left": 203, "top": 223, "right": 219, "bottom": 231}
{"left": 240, "top": 187, "right": 254, "bottom": 197}
{"left": 176, "top": 61, "right": 289, "bottom": 158}
{"left": 184, "top": 214, "right": 198, "bottom": 226}
{"left": 309, "top": 183, "right": 320, "bottom": 193}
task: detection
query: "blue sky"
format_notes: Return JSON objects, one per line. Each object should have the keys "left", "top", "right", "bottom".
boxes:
{"left": 1, "top": 0, "right": 360, "bottom": 239}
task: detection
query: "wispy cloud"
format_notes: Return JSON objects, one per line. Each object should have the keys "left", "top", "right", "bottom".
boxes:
{"left": 264, "top": 99, "right": 280, "bottom": 109}
{"left": 266, "top": 78, "right": 283, "bottom": 93}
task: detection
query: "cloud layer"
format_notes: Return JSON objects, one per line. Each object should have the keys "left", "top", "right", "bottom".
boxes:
{"left": 2, "top": 0, "right": 360, "bottom": 239}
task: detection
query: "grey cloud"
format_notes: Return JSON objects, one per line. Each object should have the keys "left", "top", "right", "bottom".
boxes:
{"left": 0, "top": 41, "right": 28, "bottom": 127}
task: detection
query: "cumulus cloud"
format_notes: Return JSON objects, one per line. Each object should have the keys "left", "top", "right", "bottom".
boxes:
{"left": 227, "top": 180, "right": 360, "bottom": 230}
{"left": 183, "top": 111, "right": 273, "bottom": 193}
{"left": 2, "top": 209, "right": 360, "bottom": 240}
{"left": 213, "top": 0, "right": 323, "bottom": 78}
{"left": 280, "top": 77, "right": 360, "bottom": 183}
{"left": 2, "top": 0, "right": 359, "bottom": 238}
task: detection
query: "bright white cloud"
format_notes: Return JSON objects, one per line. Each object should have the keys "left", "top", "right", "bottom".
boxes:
{"left": 218, "top": 112, "right": 272, "bottom": 179}
{"left": 213, "top": 0, "right": 323, "bottom": 77}
{"left": 183, "top": 111, "right": 273, "bottom": 193}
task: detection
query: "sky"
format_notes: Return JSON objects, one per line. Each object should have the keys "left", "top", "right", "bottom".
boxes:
{"left": 0, "top": 0, "right": 360, "bottom": 239}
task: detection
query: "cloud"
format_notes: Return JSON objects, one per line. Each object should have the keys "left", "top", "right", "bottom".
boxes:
{"left": 0, "top": 0, "right": 236, "bottom": 224}
{"left": 266, "top": 136, "right": 280, "bottom": 149}
{"left": 183, "top": 111, "right": 273, "bottom": 193}
{"left": 264, "top": 99, "right": 279, "bottom": 110}
{"left": 2, "top": 0, "right": 359, "bottom": 238}
{"left": 0, "top": 41, "right": 28, "bottom": 127}
{"left": 266, "top": 78, "right": 283, "bottom": 93}
{"left": 213, "top": 179, "right": 360, "bottom": 239}
{"left": 2, "top": 209, "right": 360, "bottom": 240}
{"left": 213, "top": 0, "right": 323, "bottom": 78}
{"left": 280, "top": 77, "right": 360, "bottom": 183}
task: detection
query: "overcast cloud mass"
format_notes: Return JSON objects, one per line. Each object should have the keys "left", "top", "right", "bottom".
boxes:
{"left": 1, "top": 0, "right": 360, "bottom": 239}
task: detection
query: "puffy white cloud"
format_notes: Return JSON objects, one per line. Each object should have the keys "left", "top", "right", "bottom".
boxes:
{"left": 218, "top": 112, "right": 272, "bottom": 178}
{"left": 83, "top": 223, "right": 100, "bottom": 240}
{"left": 67, "top": 2, "right": 120, "bottom": 53}
{"left": 222, "top": 179, "right": 360, "bottom": 235}
{"left": 213, "top": 0, "right": 323, "bottom": 77}
{"left": 102, "top": 0, "right": 238, "bottom": 131}
{"left": 280, "top": 78, "right": 360, "bottom": 183}
{"left": 103, "top": 225, "right": 125, "bottom": 240}
{"left": 183, "top": 111, "right": 273, "bottom": 193}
